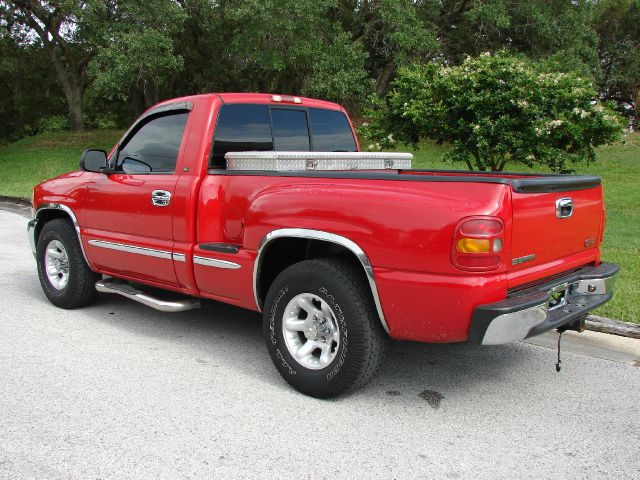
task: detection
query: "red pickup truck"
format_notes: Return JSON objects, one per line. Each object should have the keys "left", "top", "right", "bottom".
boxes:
{"left": 28, "top": 93, "right": 618, "bottom": 397}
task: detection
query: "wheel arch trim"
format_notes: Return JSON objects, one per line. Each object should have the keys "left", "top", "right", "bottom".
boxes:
{"left": 252, "top": 228, "right": 390, "bottom": 334}
{"left": 32, "top": 203, "right": 90, "bottom": 265}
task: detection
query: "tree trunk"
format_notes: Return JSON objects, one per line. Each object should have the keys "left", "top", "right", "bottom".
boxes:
{"left": 375, "top": 62, "right": 396, "bottom": 96}
{"left": 65, "top": 83, "right": 85, "bottom": 132}
{"left": 48, "top": 49, "right": 86, "bottom": 131}
{"left": 10, "top": 3, "right": 89, "bottom": 132}
{"left": 633, "top": 88, "right": 640, "bottom": 130}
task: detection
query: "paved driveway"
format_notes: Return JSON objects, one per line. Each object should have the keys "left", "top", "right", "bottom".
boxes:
{"left": 0, "top": 209, "right": 638, "bottom": 479}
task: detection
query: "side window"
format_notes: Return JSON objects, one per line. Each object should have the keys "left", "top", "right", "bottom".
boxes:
{"left": 211, "top": 104, "right": 272, "bottom": 168}
{"left": 118, "top": 112, "right": 189, "bottom": 174}
{"left": 271, "top": 108, "right": 310, "bottom": 151}
{"left": 309, "top": 108, "right": 357, "bottom": 152}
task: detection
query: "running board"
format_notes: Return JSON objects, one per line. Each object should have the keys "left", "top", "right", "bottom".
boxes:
{"left": 95, "top": 279, "right": 200, "bottom": 313}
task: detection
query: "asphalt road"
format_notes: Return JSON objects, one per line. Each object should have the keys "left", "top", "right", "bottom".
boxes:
{"left": 1, "top": 209, "right": 638, "bottom": 480}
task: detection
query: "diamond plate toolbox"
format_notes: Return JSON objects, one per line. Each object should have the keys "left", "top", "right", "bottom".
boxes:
{"left": 225, "top": 151, "right": 413, "bottom": 171}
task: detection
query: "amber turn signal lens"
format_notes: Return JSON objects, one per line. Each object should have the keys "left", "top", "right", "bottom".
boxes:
{"left": 457, "top": 238, "right": 490, "bottom": 253}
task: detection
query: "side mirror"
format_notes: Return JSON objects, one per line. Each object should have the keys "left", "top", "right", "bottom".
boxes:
{"left": 80, "top": 149, "right": 108, "bottom": 173}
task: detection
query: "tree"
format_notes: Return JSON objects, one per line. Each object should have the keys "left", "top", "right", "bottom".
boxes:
{"left": 593, "top": 0, "right": 640, "bottom": 126}
{"left": 218, "top": 0, "right": 369, "bottom": 107}
{"left": 87, "top": 0, "right": 186, "bottom": 110}
{"left": 344, "top": 0, "right": 440, "bottom": 95}
{"left": 367, "top": 52, "right": 624, "bottom": 172}
{"left": 435, "top": 0, "right": 601, "bottom": 79}
{"left": 1, "top": 1, "right": 108, "bottom": 131}
{"left": 2, "top": 0, "right": 186, "bottom": 130}
{"left": 0, "top": 36, "right": 66, "bottom": 139}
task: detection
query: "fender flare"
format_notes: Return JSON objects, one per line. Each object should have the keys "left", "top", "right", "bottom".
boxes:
{"left": 253, "top": 228, "right": 390, "bottom": 334}
{"left": 31, "top": 203, "right": 90, "bottom": 265}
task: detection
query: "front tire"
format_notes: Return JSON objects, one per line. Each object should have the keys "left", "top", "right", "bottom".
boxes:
{"left": 36, "top": 218, "right": 99, "bottom": 309}
{"left": 262, "top": 258, "right": 388, "bottom": 398}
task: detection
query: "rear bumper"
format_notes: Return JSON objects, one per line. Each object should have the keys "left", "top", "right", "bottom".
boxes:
{"left": 468, "top": 262, "right": 618, "bottom": 345}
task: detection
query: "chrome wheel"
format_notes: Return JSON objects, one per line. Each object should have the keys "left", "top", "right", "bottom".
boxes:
{"left": 282, "top": 293, "right": 340, "bottom": 370}
{"left": 45, "top": 239, "right": 70, "bottom": 290}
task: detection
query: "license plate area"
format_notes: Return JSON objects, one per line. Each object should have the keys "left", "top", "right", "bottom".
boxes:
{"left": 548, "top": 283, "right": 569, "bottom": 311}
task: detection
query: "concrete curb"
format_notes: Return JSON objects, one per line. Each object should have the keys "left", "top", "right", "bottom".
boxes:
{"left": 0, "top": 196, "right": 637, "bottom": 340}
{"left": 0, "top": 195, "right": 30, "bottom": 206}
{"left": 0, "top": 196, "right": 31, "bottom": 217}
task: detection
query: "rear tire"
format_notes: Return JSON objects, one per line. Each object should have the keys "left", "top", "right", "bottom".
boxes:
{"left": 36, "top": 218, "right": 99, "bottom": 309}
{"left": 262, "top": 258, "right": 388, "bottom": 398}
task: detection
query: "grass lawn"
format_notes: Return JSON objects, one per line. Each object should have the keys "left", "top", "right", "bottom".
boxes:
{"left": 0, "top": 130, "right": 122, "bottom": 198}
{"left": 0, "top": 129, "right": 638, "bottom": 322}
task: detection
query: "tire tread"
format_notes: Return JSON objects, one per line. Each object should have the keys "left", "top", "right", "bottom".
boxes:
{"left": 37, "top": 218, "right": 99, "bottom": 309}
{"left": 263, "top": 257, "right": 388, "bottom": 397}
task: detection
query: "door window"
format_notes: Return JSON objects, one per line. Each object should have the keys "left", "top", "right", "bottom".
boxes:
{"left": 118, "top": 112, "right": 189, "bottom": 174}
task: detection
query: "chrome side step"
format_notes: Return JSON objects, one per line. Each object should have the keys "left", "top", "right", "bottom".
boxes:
{"left": 95, "top": 278, "right": 200, "bottom": 313}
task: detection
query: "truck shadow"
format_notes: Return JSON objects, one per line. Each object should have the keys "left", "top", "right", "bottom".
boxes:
{"left": 22, "top": 274, "right": 536, "bottom": 401}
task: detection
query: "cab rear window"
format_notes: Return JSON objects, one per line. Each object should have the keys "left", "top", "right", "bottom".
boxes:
{"left": 309, "top": 108, "right": 357, "bottom": 152}
{"left": 271, "top": 108, "right": 310, "bottom": 151}
{"left": 210, "top": 104, "right": 356, "bottom": 168}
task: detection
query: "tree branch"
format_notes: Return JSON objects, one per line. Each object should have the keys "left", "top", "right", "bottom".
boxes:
{"left": 471, "top": 147, "right": 485, "bottom": 171}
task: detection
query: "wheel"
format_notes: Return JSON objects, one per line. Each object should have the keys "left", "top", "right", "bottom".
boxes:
{"left": 36, "top": 218, "right": 100, "bottom": 309}
{"left": 262, "top": 258, "right": 388, "bottom": 398}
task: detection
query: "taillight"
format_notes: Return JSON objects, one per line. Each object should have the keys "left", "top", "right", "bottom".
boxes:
{"left": 452, "top": 217, "right": 504, "bottom": 271}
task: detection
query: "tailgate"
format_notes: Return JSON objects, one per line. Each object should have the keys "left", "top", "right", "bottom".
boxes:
{"left": 509, "top": 177, "right": 604, "bottom": 279}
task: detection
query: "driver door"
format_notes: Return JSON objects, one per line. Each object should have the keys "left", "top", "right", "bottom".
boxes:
{"left": 83, "top": 110, "right": 190, "bottom": 287}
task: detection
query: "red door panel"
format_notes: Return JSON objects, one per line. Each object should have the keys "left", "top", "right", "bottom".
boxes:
{"left": 84, "top": 174, "right": 179, "bottom": 286}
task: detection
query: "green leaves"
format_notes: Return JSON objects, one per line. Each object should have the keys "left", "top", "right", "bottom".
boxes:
{"left": 371, "top": 52, "right": 625, "bottom": 172}
{"left": 594, "top": 0, "right": 640, "bottom": 125}
{"left": 87, "top": 0, "right": 186, "bottom": 104}
{"left": 1, "top": 0, "right": 637, "bottom": 139}
{"left": 219, "top": 0, "right": 368, "bottom": 106}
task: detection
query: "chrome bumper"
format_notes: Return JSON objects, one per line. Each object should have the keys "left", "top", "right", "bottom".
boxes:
{"left": 468, "top": 263, "right": 619, "bottom": 345}
{"left": 27, "top": 218, "right": 38, "bottom": 257}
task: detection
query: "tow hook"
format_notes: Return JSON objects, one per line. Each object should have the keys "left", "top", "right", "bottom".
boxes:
{"left": 554, "top": 316, "right": 587, "bottom": 372}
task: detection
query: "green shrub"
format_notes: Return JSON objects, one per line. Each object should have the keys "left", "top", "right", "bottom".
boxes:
{"left": 39, "top": 115, "right": 70, "bottom": 133}
{"left": 367, "top": 52, "right": 625, "bottom": 172}
{"left": 90, "top": 115, "right": 119, "bottom": 130}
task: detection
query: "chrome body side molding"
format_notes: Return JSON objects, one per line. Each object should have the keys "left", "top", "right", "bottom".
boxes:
{"left": 31, "top": 204, "right": 90, "bottom": 264}
{"left": 253, "top": 228, "right": 391, "bottom": 334}
{"left": 193, "top": 255, "right": 241, "bottom": 269}
{"left": 88, "top": 239, "right": 173, "bottom": 260}
{"left": 172, "top": 253, "right": 186, "bottom": 262}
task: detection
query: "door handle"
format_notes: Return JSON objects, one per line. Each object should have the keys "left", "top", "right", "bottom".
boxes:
{"left": 151, "top": 190, "right": 172, "bottom": 207}
{"left": 555, "top": 197, "right": 573, "bottom": 218}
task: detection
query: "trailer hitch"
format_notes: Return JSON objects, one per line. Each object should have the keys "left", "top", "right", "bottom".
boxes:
{"left": 554, "top": 316, "right": 587, "bottom": 372}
